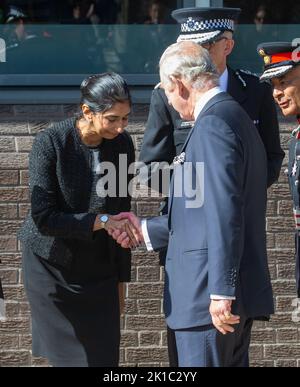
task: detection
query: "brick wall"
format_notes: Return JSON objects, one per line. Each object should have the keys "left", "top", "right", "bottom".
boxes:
{"left": 0, "top": 103, "right": 300, "bottom": 367}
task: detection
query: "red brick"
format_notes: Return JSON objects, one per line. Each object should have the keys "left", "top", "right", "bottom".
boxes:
{"left": 0, "top": 187, "right": 29, "bottom": 202}
{"left": 0, "top": 269, "right": 18, "bottom": 284}
{"left": 125, "top": 348, "right": 168, "bottom": 363}
{"left": 137, "top": 299, "right": 162, "bottom": 314}
{"left": 125, "top": 316, "right": 166, "bottom": 331}
{"left": 275, "top": 359, "right": 298, "bottom": 367}
{"left": 267, "top": 217, "right": 294, "bottom": 232}
{"left": 264, "top": 344, "right": 300, "bottom": 359}
{"left": 0, "top": 335, "right": 19, "bottom": 350}
{"left": 0, "top": 204, "right": 18, "bottom": 219}
{"left": 120, "top": 331, "right": 138, "bottom": 347}
{"left": 276, "top": 328, "right": 299, "bottom": 343}
{"left": 139, "top": 331, "right": 161, "bottom": 346}
{"left": 0, "top": 153, "right": 28, "bottom": 170}
{"left": 0, "top": 170, "right": 19, "bottom": 185}
{"left": 15, "top": 137, "right": 34, "bottom": 152}
{"left": 0, "top": 122, "right": 28, "bottom": 135}
{"left": 18, "top": 204, "right": 31, "bottom": 219}
{"left": 0, "top": 351, "right": 31, "bottom": 366}
{"left": 127, "top": 283, "right": 164, "bottom": 299}
{"left": 0, "top": 236, "right": 17, "bottom": 252}
{"left": 0, "top": 137, "right": 16, "bottom": 152}
{"left": 0, "top": 220, "right": 23, "bottom": 235}
{"left": 20, "top": 170, "right": 29, "bottom": 185}
{"left": 277, "top": 264, "right": 296, "bottom": 280}
{"left": 277, "top": 200, "right": 293, "bottom": 216}
{"left": 137, "top": 266, "right": 160, "bottom": 282}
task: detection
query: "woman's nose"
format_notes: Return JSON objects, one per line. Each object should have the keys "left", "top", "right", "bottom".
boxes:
{"left": 117, "top": 125, "right": 125, "bottom": 134}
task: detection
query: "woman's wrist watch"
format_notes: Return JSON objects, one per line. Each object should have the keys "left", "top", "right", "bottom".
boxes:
{"left": 99, "top": 214, "right": 109, "bottom": 229}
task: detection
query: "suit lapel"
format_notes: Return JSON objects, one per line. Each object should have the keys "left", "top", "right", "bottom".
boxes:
{"left": 168, "top": 92, "right": 231, "bottom": 224}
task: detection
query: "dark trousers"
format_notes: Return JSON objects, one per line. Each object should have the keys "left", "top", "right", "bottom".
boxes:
{"left": 167, "top": 326, "right": 178, "bottom": 367}
{"left": 174, "top": 317, "right": 253, "bottom": 367}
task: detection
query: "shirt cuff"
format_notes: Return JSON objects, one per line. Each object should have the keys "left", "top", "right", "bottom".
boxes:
{"left": 210, "top": 295, "right": 236, "bottom": 301}
{"left": 141, "top": 219, "right": 153, "bottom": 252}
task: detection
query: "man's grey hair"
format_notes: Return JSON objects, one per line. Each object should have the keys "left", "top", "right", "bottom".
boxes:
{"left": 159, "top": 41, "right": 219, "bottom": 90}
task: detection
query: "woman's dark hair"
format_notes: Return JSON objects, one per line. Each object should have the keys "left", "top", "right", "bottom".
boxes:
{"left": 80, "top": 72, "right": 131, "bottom": 114}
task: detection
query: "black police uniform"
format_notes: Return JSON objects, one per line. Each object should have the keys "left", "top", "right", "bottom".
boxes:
{"left": 288, "top": 120, "right": 300, "bottom": 298}
{"left": 257, "top": 41, "right": 300, "bottom": 300}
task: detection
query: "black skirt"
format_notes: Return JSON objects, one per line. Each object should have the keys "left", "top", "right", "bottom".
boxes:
{"left": 22, "top": 244, "right": 120, "bottom": 367}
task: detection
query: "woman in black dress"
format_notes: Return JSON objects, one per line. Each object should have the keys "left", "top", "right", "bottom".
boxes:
{"left": 18, "top": 73, "right": 138, "bottom": 367}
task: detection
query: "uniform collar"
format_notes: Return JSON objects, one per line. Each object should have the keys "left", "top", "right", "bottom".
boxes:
{"left": 219, "top": 67, "right": 229, "bottom": 92}
{"left": 297, "top": 115, "right": 300, "bottom": 125}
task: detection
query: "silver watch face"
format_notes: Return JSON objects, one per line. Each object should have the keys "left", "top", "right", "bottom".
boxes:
{"left": 100, "top": 215, "right": 109, "bottom": 223}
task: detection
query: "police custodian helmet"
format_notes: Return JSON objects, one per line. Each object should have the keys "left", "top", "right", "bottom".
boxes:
{"left": 171, "top": 7, "right": 241, "bottom": 45}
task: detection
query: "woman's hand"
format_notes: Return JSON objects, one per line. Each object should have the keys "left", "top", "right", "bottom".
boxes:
{"left": 105, "top": 215, "right": 141, "bottom": 248}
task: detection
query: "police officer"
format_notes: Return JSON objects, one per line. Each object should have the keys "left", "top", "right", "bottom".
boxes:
{"left": 139, "top": 7, "right": 285, "bottom": 367}
{"left": 258, "top": 41, "right": 300, "bottom": 299}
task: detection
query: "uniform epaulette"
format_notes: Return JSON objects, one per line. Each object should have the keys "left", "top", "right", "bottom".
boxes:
{"left": 238, "top": 69, "right": 260, "bottom": 78}
{"left": 154, "top": 82, "right": 161, "bottom": 90}
{"left": 235, "top": 70, "right": 247, "bottom": 88}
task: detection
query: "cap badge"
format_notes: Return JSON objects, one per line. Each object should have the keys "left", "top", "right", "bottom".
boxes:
{"left": 264, "top": 55, "right": 271, "bottom": 65}
{"left": 259, "top": 49, "right": 266, "bottom": 57}
{"left": 187, "top": 17, "right": 196, "bottom": 30}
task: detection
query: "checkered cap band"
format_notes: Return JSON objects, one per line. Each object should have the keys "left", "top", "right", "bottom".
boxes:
{"left": 260, "top": 64, "right": 294, "bottom": 81}
{"left": 177, "top": 30, "right": 222, "bottom": 44}
{"left": 181, "top": 18, "right": 234, "bottom": 33}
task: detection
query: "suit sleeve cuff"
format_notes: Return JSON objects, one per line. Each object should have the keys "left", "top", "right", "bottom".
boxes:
{"left": 210, "top": 295, "right": 236, "bottom": 301}
{"left": 141, "top": 219, "right": 153, "bottom": 252}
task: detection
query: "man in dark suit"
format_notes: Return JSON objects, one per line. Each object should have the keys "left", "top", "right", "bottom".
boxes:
{"left": 139, "top": 7, "right": 283, "bottom": 366}
{"left": 112, "top": 41, "right": 274, "bottom": 367}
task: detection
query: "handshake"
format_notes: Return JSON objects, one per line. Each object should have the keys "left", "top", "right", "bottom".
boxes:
{"left": 104, "top": 213, "right": 144, "bottom": 249}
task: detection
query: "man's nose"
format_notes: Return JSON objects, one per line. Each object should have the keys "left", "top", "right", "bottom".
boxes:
{"left": 273, "top": 87, "right": 283, "bottom": 100}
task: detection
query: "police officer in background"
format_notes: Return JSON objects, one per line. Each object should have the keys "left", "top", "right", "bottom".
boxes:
{"left": 258, "top": 41, "right": 300, "bottom": 300}
{"left": 139, "top": 7, "right": 285, "bottom": 367}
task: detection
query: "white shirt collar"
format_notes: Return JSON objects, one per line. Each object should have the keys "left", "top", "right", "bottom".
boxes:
{"left": 194, "top": 86, "right": 223, "bottom": 121}
{"left": 219, "top": 67, "right": 229, "bottom": 92}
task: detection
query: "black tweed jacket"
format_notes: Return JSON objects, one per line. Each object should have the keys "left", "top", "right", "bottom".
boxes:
{"left": 18, "top": 118, "right": 135, "bottom": 281}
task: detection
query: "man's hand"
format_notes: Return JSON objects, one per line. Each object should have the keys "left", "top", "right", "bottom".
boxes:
{"left": 107, "top": 212, "right": 143, "bottom": 249}
{"left": 209, "top": 300, "right": 240, "bottom": 335}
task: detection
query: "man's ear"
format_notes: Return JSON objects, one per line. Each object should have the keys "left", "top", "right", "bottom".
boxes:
{"left": 225, "top": 38, "right": 235, "bottom": 57}
{"left": 177, "top": 79, "right": 189, "bottom": 100}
